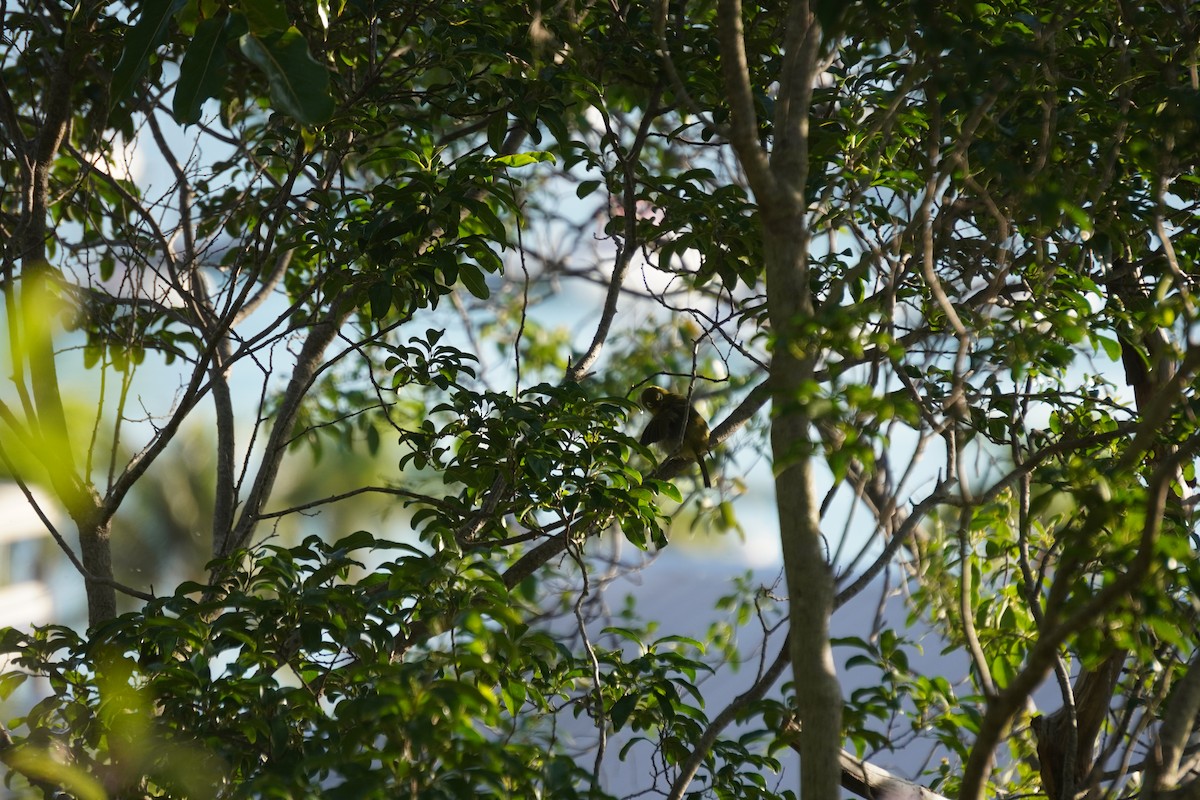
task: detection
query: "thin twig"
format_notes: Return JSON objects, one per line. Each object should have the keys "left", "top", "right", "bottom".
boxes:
{"left": 565, "top": 531, "right": 606, "bottom": 784}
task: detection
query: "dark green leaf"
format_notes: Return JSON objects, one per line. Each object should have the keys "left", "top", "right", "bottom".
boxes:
{"left": 111, "top": 0, "right": 188, "bottom": 105}
{"left": 173, "top": 15, "right": 229, "bottom": 124}
{"left": 238, "top": 27, "right": 334, "bottom": 124}
{"left": 458, "top": 264, "right": 490, "bottom": 299}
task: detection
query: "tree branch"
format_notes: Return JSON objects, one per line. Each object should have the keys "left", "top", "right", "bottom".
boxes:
{"left": 1147, "top": 652, "right": 1200, "bottom": 792}
{"left": 565, "top": 89, "right": 662, "bottom": 384}
{"left": 666, "top": 638, "right": 791, "bottom": 800}
{"left": 715, "top": 0, "right": 775, "bottom": 199}
{"left": 836, "top": 746, "right": 953, "bottom": 800}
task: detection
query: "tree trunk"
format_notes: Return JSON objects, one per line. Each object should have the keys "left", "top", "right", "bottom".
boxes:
{"left": 765, "top": 217, "right": 844, "bottom": 800}
{"left": 7, "top": 2, "right": 117, "bottom": 625}
{"left": 715, "top": 0, "right": 841, "bottom": 794}
{"left": 76, "top": 500, "right": 117, "bottom": 627}
{"left": 1032, "top": 653, "right": 1124, "bottom": 800}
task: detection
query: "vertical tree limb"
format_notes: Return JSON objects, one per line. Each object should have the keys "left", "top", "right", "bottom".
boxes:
{"left": 716, "top": 1, "right": 842, "bottom": 797}
{"left": 1148, "top": 652, "right": 1200, "bottom": 793}
{"left": 8, "top": 2, "right": 116, "bottom": 624}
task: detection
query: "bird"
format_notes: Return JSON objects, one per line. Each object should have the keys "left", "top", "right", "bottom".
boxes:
{"left": 639, "top": 386, "right": 712, "bottom": 488}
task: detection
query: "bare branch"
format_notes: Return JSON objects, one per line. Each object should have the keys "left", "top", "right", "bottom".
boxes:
{"left": 837, "top": 746, "right": 952, "bottom": 800}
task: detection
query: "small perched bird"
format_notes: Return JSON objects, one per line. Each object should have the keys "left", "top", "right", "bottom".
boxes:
{"left": 639, "top": 386, "right": 712, "bottom": 488}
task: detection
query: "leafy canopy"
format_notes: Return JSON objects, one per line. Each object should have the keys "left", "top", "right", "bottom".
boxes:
{"left": 2, "top": 1, "right": 1200, "bottom": 799}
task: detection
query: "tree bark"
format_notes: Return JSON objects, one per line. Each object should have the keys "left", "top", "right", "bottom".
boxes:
{"left": 838, "top": 745, "right": 952, "bottom": 800}
{"left": 75, "top": 495, "right": 117, "bottom": 626}
{"left": 1032, "top": 653, "right": 1124, "bottom": 800}
{"left": 715, "top": 1, "right": 842, "bottom": 796}
{"left": 765, "top": 219, "right": 843, "bottom": 800}
{"left": 223, "top": 316, "right": 343, "bottom": 556}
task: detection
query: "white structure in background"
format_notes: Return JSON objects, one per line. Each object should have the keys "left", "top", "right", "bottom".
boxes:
{"left": 0, "top": 482, "right": 54, "bottom": 628}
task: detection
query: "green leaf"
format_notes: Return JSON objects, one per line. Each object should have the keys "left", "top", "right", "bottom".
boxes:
{"left": 173, "top": 15, "right": 229, "bottom": 124}
{"left": 487, "top": 113, "right": 509, "bottom": 153}
{"left": 610, "top": 693, "right": 639, "bottom": 731}
{"left": 493, "top": 151, "right": 556, "bottom": 168}
{"left": 657, "top": 481, "right": 682, "bottom": 503}
{"left": 111, "top": 0, "right": 188, "bottom": 106}
{"left": 83, "top": 344, "right": 103, "bottom": 369}
{"left": 335, "top": 530, "right": 377, "bottom": 551}
{"left": 367, "top": 282, "right": 392, "bottom": 319}
{"left": 458, "top": 264, "right": 491, "bottom": 299}
{"left": 1095, "top": 334, "right": 1123, "bottom": 362}
{"left": 238, "top": 27, "right": 334, "bottom": 124}
{"left": 238, "top": 0, "right": 289, "bottom": 33}
{"left": 0, "top": 671, "right": 28, "bottom": 700}
{"left": 461, "top": 198, "right": 508, "bottom": 244}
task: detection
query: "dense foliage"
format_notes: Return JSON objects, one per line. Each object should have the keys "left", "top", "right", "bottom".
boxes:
{"left": 2, "top": 1, "right": 1200, "bottom": 798}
